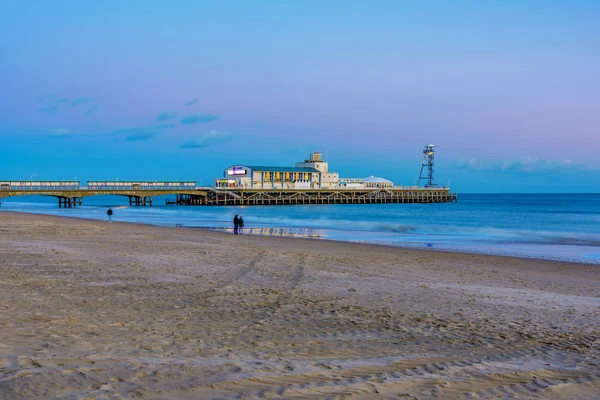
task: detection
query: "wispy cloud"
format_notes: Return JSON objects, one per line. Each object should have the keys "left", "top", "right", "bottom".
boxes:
{"left": 54, "top": 98, "right": 70, "bottom": 104}
{"left": 48, "top": 128, "right": 75, "bottom": 138}
{"left": 185, "top": 98, "right": 198, "bottom": 106}
{"left": 107, "top": 127, "right": 148, "bottom": 136}
{"left": 180, "top": 130, "right": 233, "bottom": 149}
{"left": 452, "top": 158, "right": 483, "bottom": 170}
{"left": 453, "top": 157, "right": 587, "bottom": 175}
{"left": 71, "top": 97, "right": 93, "bottom": 106}
{"left": 157, "top": 123, "right": 176, "bottom": 129}
{"left": 180, "top": 113, "right": 218, "bottom": 124}
{"left": 125, "top": 132, "right": 156, "bottom": 142}
{"left": 107, "top": 126, "right": 158, "bottom": 142}
{"left": 37, "top": 105, "right": 59, "bottom": 113}
{"left": 156, "top": 110, "right": 178, "bottom": 121}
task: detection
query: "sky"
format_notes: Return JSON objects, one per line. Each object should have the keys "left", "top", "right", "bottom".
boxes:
{"left": 1, "top": 0, "right": 599, "bottom": 193}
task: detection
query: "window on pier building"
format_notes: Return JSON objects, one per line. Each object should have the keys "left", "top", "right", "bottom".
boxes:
{"left": 284, "top": 172, "right": 291, "bottom": 181}
{"left": 294, "top": 172, "right": 300, "bottom": 181}
{"left": 274, "top": 172, "right": 282, "bottom": 181}
{"left": 303, "top": 173, "right": 310, "bottom": 181}
{"left": 264, "top": 172, "right": 272, "bottom": 181}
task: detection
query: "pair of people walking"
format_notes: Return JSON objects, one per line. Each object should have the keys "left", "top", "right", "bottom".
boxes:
{"left": 233, "top": 214, "right": 244, "bottom": 234}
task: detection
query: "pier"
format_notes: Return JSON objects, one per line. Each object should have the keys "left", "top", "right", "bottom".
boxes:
{"left": 174, "top": 187, "right": 456, "bottom": 206}
{"left": 1, "top": 146, "right": 459, "bottom": 208}
{"left": 0, "top": 182, "right": 457, "bottom": 207}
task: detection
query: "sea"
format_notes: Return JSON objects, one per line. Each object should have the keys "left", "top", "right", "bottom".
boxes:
{"left": 1, "top": 193, "right": 599, "bottom": 264}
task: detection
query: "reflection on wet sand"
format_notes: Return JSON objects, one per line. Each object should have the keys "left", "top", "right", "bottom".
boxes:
{"left": 187, "top": 225, "right": 325, "bottom": 239}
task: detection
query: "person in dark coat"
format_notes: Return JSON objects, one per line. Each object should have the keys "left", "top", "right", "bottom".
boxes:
{"left": 233, "top": 214, "right": 239, "bottom": 234}
{"left": 107, "top": 208, "right": 113, "bottom": 222}
{"left": 238, "top": 216, "right": 245, "bottom": 234}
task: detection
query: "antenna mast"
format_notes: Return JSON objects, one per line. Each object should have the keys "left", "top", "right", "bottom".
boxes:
{"left": 418, "top": 144, "right": 436, "bottom": 187}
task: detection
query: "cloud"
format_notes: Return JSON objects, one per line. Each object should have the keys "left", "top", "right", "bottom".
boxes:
{"left": 107, "top": 126, "right": 158, "bottom": 142}
{"left": 55, "top": 98, "right": 70, "bottom": 104}
{"left": 107, "top": 127, "right": 148, "bottom": 136}
{"left": 48, "top": 128, "right": 75, "bottom": 138}
{"left": 185, "top": 98, "right": 198, "bottom": 106}
{"left": 71, "top": 97, "right": 93, "bottom": 106}
{"left": 84, "top": 105, "right": 99, "bottom": 116}
{"left": 157, "top": 123, "right": 176, "bottom": 129}
{"left": 156, "top": 110, "right": 178, "bottom": 121}
{"left": 37, "top": 105, "right": 59, "bottom": 113}
{"left": 452, "top": 158, "right": 483, "bottom": 170}
{"left": 180, "top": 130, "right": 233, "bottom": 149}
{"left": 180, "top": 113, "right": 218, "bottom": 124}
{"left": 453, "top": 157, "right": 587, "bottom": 176}
{"left": 125, "top": 132, "right": 156, "bottom": 142}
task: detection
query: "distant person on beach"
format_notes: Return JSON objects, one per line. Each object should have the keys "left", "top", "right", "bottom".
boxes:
{"left": 238, "top": 216, "right": 244, "bottom": 234}
{"left": 233, "top": 214, "right": 239, "bottom": 234}
{"left": 107, "top": 208, "right": 113, "bottom": 222}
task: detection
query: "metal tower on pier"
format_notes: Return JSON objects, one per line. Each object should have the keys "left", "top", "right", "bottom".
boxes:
{"left": 418, "top": 144, "right": 436, "bottom": 187}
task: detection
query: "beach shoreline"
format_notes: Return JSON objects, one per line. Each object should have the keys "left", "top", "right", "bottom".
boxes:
{"left": 0, "top": 211, "right": 598, "bottom": 399}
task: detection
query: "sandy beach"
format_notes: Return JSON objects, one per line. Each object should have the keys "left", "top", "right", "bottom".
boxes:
{"left": 0, "top": 212, "right": 598, "bottom": 399}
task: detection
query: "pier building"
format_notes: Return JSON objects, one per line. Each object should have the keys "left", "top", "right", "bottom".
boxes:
{"left": 217, "top": 152, "right": 392, "bottom": 190}
{"left": 219, "top": 152, "right": 334, "bottom": 189}
{"left": 217, "top": 164, "right": 320, "bottom": 189}
{"left": 363, "top": 176, "right": 394, "bottom": 188}
{"left": 338, "top": 178, "right": 364, "bottom": 188}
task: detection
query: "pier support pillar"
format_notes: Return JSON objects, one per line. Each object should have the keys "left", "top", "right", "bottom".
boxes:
{"left": 128, "top": 196, "right": 144, "bottom": 206}
{"left": 128, "top": 196, "right": 143, "bottom": 206}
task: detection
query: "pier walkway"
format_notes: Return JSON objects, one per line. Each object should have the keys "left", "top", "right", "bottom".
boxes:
{"left": 0, "top": 185, "right": 457, "bottom": 207}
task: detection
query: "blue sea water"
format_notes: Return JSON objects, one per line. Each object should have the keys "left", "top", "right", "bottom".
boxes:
{"left": 1, "top": 194, "right": 599, "bottom": 264}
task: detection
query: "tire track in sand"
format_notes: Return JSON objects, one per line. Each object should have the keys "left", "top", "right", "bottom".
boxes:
{"left": 200, "top": 249, "right": 267, "bottom": 298}
{"left": 235, "top": 254, "right": 306, "bottom": 335}
{"left": 205, "top": 334, "right": 599, "bottom": 398}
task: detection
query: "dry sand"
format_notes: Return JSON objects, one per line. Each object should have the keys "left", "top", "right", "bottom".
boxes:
{"left": 0, "top": 212, "right": 598, "bottom": 399}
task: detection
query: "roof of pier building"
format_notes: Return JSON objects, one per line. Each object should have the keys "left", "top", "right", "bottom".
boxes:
{"left": 363, "top": 176, "right": 393, "bottom": 184}
{"left": 229, "top": 166, "right": 320, "bottom": 173}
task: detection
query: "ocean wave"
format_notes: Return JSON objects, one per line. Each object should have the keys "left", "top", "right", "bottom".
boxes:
{"left": 236, "top": 214, "right": 600, "bottom": 246}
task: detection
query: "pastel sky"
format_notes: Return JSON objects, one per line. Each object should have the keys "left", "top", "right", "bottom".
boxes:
{"left": 1, "top": 0, "right": 599, "bottom": 192}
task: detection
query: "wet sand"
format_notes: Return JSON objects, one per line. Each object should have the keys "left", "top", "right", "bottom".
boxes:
{"left": 0, "top": 212, "right": 598, "bottom": 399}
